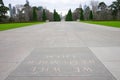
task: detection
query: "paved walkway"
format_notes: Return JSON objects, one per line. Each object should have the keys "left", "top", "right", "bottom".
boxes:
{"left": 0, "top": 22, "right": 120, "bottom": 80}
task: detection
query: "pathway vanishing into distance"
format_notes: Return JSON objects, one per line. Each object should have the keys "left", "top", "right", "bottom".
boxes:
{"left": 0, "top": 22, "right": 120, "bottom": 80}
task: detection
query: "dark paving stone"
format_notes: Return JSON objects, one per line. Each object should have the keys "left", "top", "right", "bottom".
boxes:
{"left": 5, "top": 47, "right": 116, "bottom": 80}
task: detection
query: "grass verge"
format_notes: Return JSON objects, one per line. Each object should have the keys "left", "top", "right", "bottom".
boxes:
{"left": 0, "top": 22, "right": 44, "bottom": 31}
{"left": 82, "top": 21, "right": 120, "bottom": 28}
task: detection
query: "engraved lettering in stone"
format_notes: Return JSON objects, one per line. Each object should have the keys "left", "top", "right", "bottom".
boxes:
{"left": 54, "top": 67, "right": 61, "bottom": 72}
{"left": 46, "top": 55, "right": 77, "bottom": 59}
{"left": 62, "top": 55, "right": 65, "bottom": 58}
{"left": 82, "top": 60, "right": 87, "bottom": 64}
{"left": 64, "top": 60, "right": 69, "bottom": 64}
{"left": 40, "top": 67, "right": 48, "bottom": 72}
{"left": 50, "top": 60, "right": 58, "bottom": 64}
{"left": 46, "top": 56, "right": 53, "bottom": 58}
{"left": 28, "top": 61, "right": 34, "bottom": 64}
{"left": 41, "top": 61, "right": 48, "bottom": 65}
{"left": 38, "top": 60, "right": 48, "bottom": 65}
{"left": 62, "top": 55, "right": 69, "bottom": 58}
{"left": 83, "top": 67, "right": 92, "bottom": 72}
{"left": 70, "top": 60, "right": 78, "bottom": 65}
{"left": 75, "top": 67, "right": 80, "bottom": 72}
{"left": 30, "top": 55, "right": 95, "bottom": 73}
{"left": 38, "top": 60, "right": 42, "bottom": 65}
{"left": 66, "top": 55, "right": 69, "bottom": 58}
{"left": 72, "top": 56, "right": 76, "bottom": 58}
{"left": 57, "top": 56, "right": 60, "bottom": 58}
{"left": 32, "top": 66, "right": 37, "bottom": 72}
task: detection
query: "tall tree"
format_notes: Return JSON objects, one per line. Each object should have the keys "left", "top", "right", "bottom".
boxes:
{"left": 0, "top": 0, "right": 9, "bottom": 21}
{"left": 42, "top": 9, "right": 47, "bottom": 21}
{"left": 45, "top": 9, "right": 54, "bottom": 21}
{"left": 80, "top": 8, "right": 84, "bottom": 20}
{"left": 53, "top": 9, "right": 61, "bottom": 21}
{"left": 53, "top": 9, "right": 57, "bottom": 21}
{"left": 98, "top": 2, "right": 108, "bottom": 20}
{"left": 32, "top": 7, "right": 37, "bottom": 21}
{"left": 90, "top": 0, "right": 99, "bottom": 20}
{"left": 89, "top": 10, "right": 93, "bottom": 20}
{"left": 24, "top": 0, "right": 32, "bottom": 22}
{"left": 90, "top": 0, "right": 99, "bottom": 13}
{"left": 84, "top": 6, "right": 90, "bottom": 20}
{"left": 72, "top": 8, "right": 81, "bottom": 21}
{"left": 65, "top": 9, "right": 73, "bottom": 21}
{"left": 109, "top": 0, "right": 120, "bottom": 19}
{"left": 98, "top": 2, "right": 107, "bottom": 11}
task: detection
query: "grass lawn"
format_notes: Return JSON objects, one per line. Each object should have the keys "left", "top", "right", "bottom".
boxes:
{"left": 0, "top": 22, "right": 44, "bottom": 31}
{"left": 82, "top": 21, "right": 120, "bottom": 28}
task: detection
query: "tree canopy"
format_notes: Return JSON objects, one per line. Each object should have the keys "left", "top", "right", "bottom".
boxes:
{"left": 109, "top": 0, "right": 120, "bottom": 19}
{"left": 42, "top": 9, "right": 47, "bottom": 21}
{"left": 89, "top": 10, "right": 93, "bottom": 20}
{"left": 53, "top": 9, "right": 61, "bottom": 21}
{"left": 0, "top": 0, "right": 9, "bottom": 21}
{"left": 65, "top": 9, "right": 73, "bottom": 21}
{"left": 80, "top": 8, "right": 84, "bottom": 21}
{"left": 32, "top": 7, "right": 38, "bottom": 21}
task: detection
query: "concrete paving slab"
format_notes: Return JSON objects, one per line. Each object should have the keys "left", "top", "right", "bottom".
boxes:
{"left": 76, "top": 31, "right": 120, "bottom": 47}
{"left": 0, "top": 63, "right": 18, "bottom": 80}
{"left": 5, "top": 48, "right": 116, "bottom": 80}
{"left": 89, "top": 47, "right": 120, "bottom": 62}
{"left": 103, "top": 62, "right": 120, "bottom": 80}
{"left": 0, "top": 22, "right": 120, "bottom": 80}
{"left": 0, "top": 44, "right": 34, "bottom": 62}
{"left": 89, "top": 47, "right": 120, "bottom": 80}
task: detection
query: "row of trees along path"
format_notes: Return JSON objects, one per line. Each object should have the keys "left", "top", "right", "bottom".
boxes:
{"left": 0, "top": 0, "right": 120, "bottom": 22}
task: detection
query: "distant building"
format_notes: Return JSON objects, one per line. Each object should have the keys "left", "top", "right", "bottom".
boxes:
{"left": 12, "top": 7, "right": 16, "bottom": 15}
{"left": 9, "top": 4, "right": 13, "bottom": 17}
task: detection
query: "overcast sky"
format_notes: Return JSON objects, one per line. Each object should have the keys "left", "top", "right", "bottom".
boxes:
{"left": 3, "top": 0, "right": 115, "bottom": 15}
